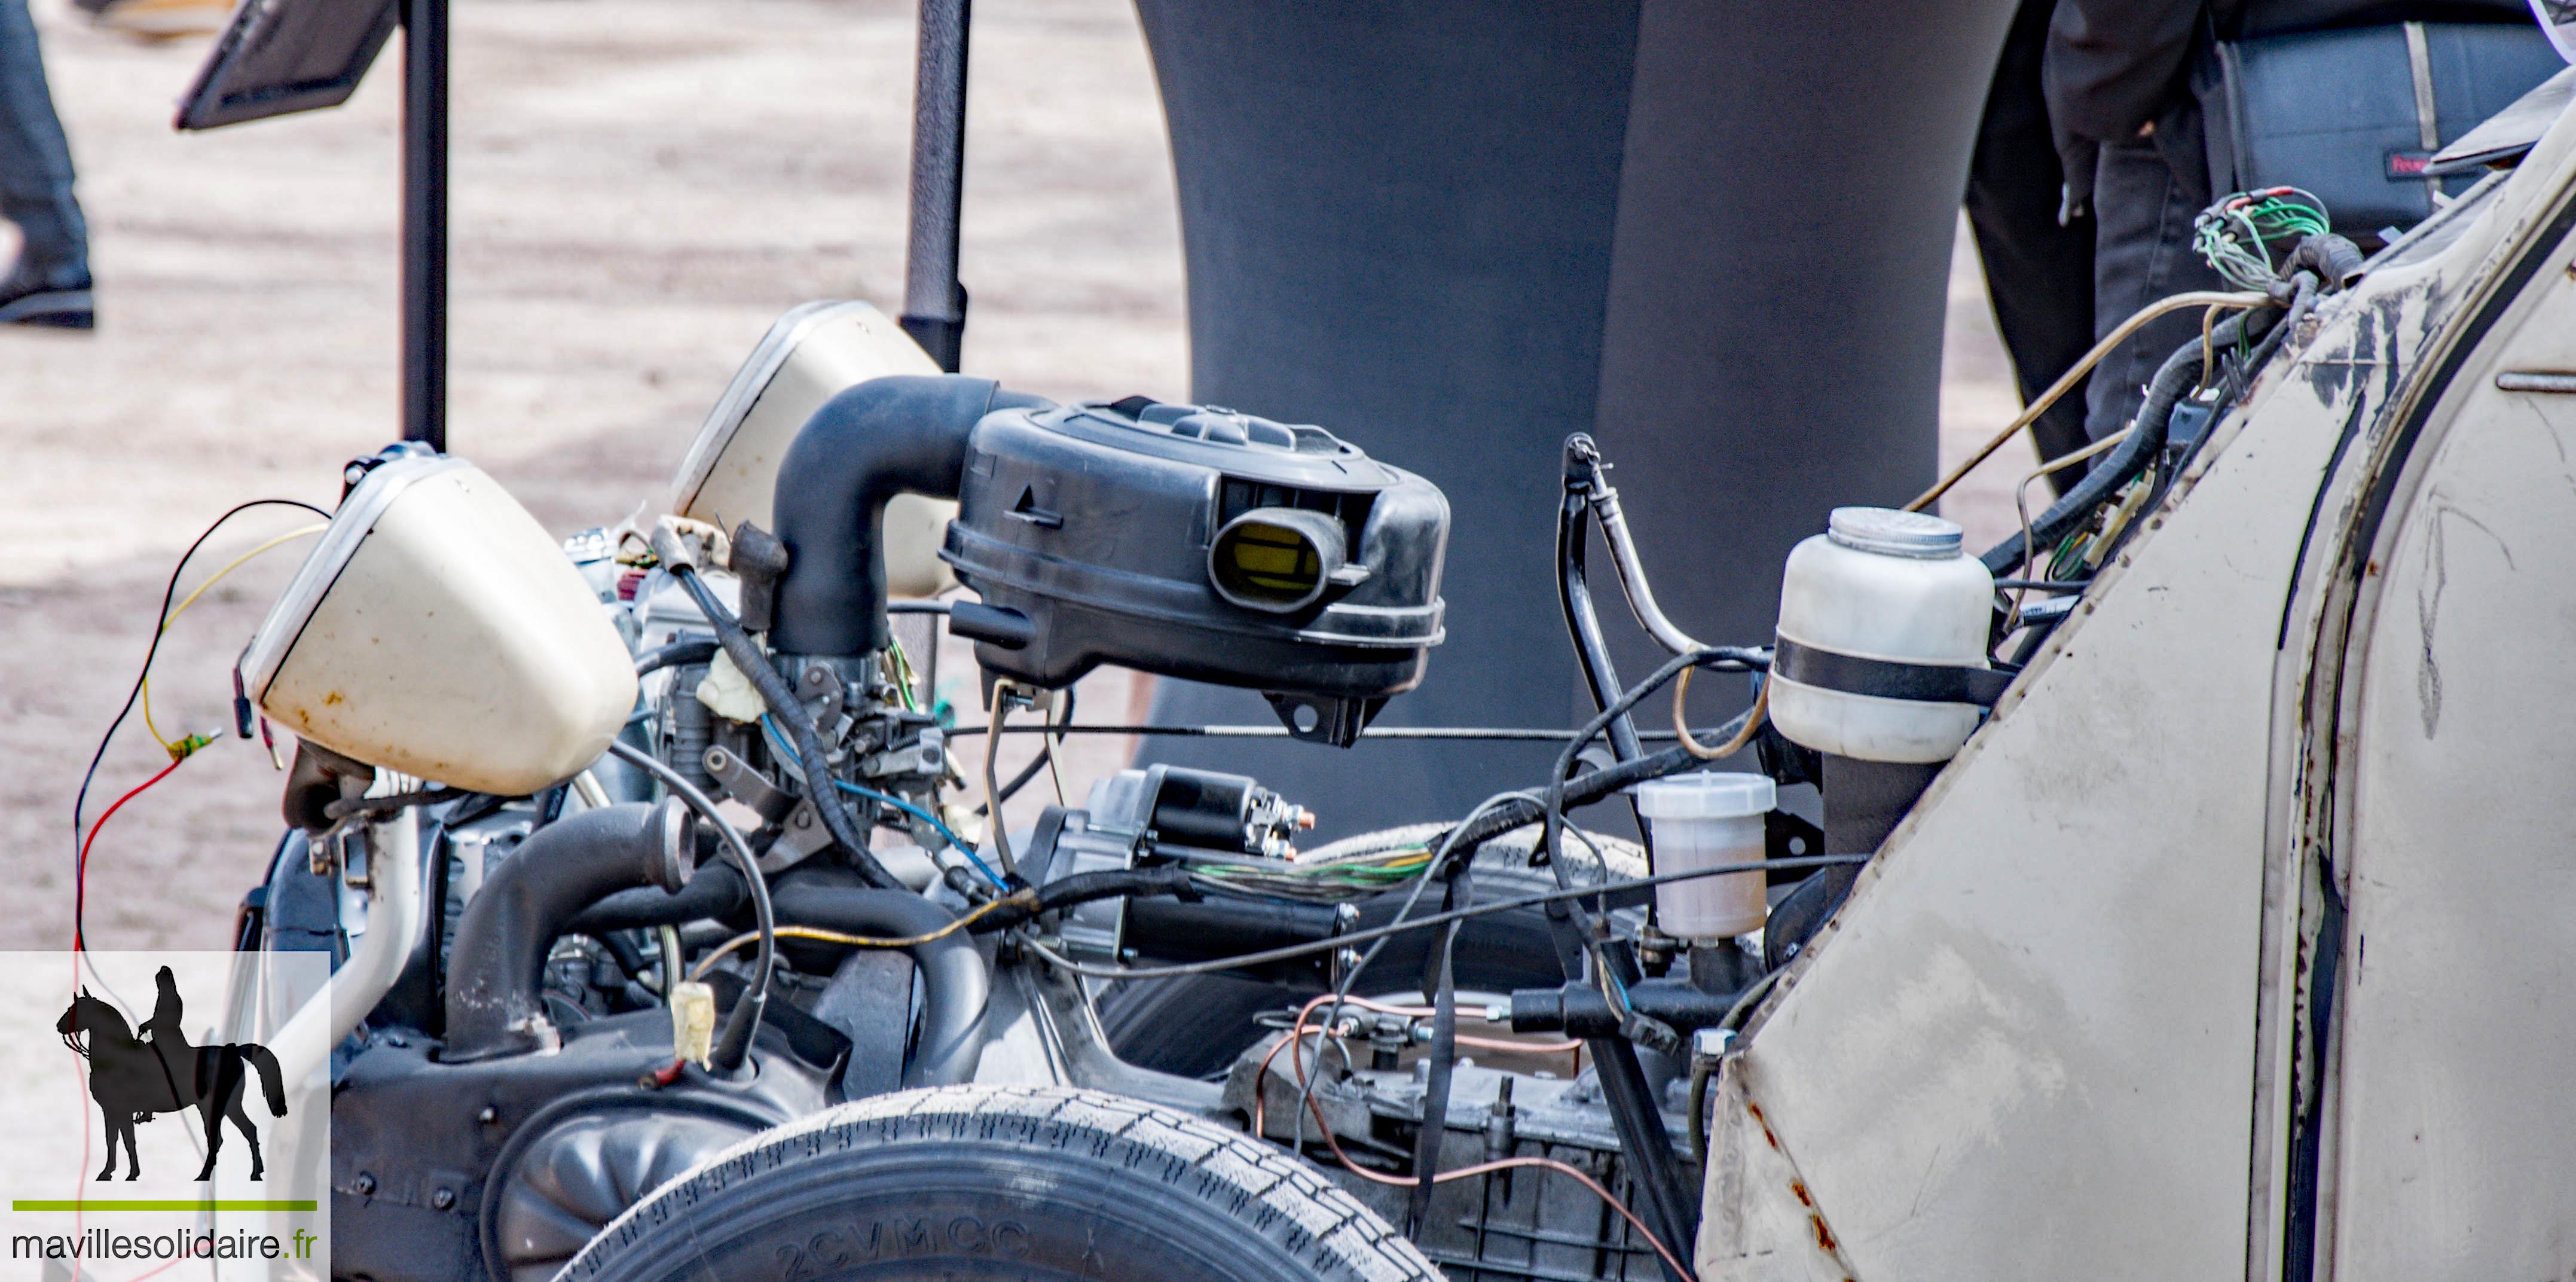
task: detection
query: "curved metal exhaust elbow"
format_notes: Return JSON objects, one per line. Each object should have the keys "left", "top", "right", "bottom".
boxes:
{"left": 768, "top": 374, "right": 1053, "bottom": 657}
{"left": 444, "top": 799, "right": 693, "bottom": 1061}
{"left": 768, "top": 883, "right": 991, "bottom": 1086}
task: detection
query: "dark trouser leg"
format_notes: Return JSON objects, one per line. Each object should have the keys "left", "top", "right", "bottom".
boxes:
{"left": 2083, "top": 136, "right": 2226, "bottom": 442}
{"left": 0, "top": 0, "right": 89, "bottom": 280}
{"left": 1963, "top": 0, "right": 2096, "bottom": 474}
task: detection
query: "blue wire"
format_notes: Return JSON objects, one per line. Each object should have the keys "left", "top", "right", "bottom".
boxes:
{"left": 761, "top": 716, "right": 1009, "bottom": 889}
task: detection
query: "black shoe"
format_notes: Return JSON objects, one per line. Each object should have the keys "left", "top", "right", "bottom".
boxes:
{"left": 0, "top": 262, "right": 94, "bottom": 330}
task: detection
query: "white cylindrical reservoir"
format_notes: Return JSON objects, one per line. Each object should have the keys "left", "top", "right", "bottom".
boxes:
{"left": 1769, "top": 507, "right": 1996, "bottom": 764}
{"left": 241, "top": 453, "right": 640, "bottom": 795}
{"left": 1634, "top": 773, "right": 1776, "bottom": 941}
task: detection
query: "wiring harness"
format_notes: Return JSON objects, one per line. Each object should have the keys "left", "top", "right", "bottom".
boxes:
{"left": 2194, "top": 187, "right": 2332, "bottom": 291}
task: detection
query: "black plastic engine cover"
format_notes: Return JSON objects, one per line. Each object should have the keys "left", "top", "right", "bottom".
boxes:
{"left": 942, "top": 398, "right": 1449, "bottom": 743}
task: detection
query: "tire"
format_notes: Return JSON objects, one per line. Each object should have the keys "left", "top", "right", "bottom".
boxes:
{"left": 560, "top": 1085, "right": 1443, "bottom": 1282}
{"left": 1101, "top": 829, "right": 1645, "bottom": 1078}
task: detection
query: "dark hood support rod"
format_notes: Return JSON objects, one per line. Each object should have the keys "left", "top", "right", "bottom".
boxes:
{"left": 900, "top": 0, "right": 972, "bottom": 371}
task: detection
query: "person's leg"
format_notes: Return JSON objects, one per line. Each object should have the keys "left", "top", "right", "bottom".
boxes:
{"left": 0, "top": 0, "right": 93, "bottom": 325}
{"left": 1964, "top": 0, "right": 2097, "bottom": 474}
{"left": 2083, "top": 135, "right": 2224, "bottom": 441}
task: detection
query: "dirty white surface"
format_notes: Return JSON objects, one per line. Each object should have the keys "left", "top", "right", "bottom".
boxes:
{"left": 1698, "top": 112, "right": 2576, "bottom": 1280}
{"left": 0, "top": 0, "right": 2027, "bottom": 949}
{"left": 2324, "top": 149, "right": 2576, "bottom": 1280}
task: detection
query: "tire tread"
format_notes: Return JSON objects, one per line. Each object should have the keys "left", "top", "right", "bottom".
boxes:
{"left": 561, "top": 1085, "right": 1441, "bottom": 1282}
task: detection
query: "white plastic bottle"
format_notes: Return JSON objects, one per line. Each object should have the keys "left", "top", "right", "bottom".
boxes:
{"left": 1634, "top": 773, "right": 1776, "bottom": 940}
{"left": 1768, "top": 507, "right": 1996, "bottom": 764}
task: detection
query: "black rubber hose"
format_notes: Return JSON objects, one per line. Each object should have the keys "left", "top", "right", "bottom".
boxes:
{"left": 766, "top": 883, "right": 991, "bottom": 1086}
{"left": 1425, "top": 740, "right": 1717, "bottom": 857}
{"left": 670, "top": 564, "right": 903, "bottom": 892}
{"left": 567, "top": 860, "right": 747, "bottom": 933}
{"left": 1557, "top": 437, "right": 1645, "bottom": 765}
{"left": 634, "top": 636, "right": 720, "bottom": 676}
{"left": 1979, "top": 306, "right": 2272, "bottom": 578}
{"left": 444, "top": 801, "right": 693, "bottom": 1061}
{"left": 767, "top": 374, "right": 1052, "bottom": 657}
{"left": 1033, "top": 866, "right": 1197, "bottom": 915}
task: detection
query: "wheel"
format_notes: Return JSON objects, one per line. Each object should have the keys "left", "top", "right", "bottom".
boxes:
{"left": 1101, "top": 827, "right": 1645, "bottom": 1078}
{"left": 485, "top": 1105, "right": 766, "bottom": 1282}
{"left": 559, "top": 1085, "right": 1443, "bottom": 1282}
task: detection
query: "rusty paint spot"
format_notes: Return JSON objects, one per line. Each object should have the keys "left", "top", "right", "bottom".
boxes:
{"left": 1810, "top": 1214, "right": 1838, "bottom": 1253}
{"left": 1789, "top": 1180, "right": 1813, "bottom": 1207}
{"left": 1745, "top": 1101, "right": 1782, "bottom": 1150}
{"left": 323, "top": 691, "right": 346, "bottom": 706}
{"left": 2366, "top": 559, "right": 2381, "bottom": 576}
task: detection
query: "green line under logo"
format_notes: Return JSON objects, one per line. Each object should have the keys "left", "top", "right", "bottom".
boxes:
{"left": 10, "top": 1201, "right": 317, "bottom": 1212}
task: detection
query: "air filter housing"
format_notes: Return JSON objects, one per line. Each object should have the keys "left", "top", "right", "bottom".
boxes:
{"left": 942, "top": 397, "right": 1449, "bottom": 744}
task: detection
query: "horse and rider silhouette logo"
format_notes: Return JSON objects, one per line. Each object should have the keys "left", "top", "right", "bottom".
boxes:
{"left": 54, "top": 966, "right": 286, "bottom": 1182}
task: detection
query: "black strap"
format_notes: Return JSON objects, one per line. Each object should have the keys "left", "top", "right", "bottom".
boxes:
{"left": 1407, "top": 869, "right": 1465, "bottom": 1236}
{"left": 1771, "top": 634, "right": 2015, "bottom": 707}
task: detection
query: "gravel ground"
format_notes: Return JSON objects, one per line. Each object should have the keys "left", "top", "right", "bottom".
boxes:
{"left": 1, "top": 0, "right": 2034, "bottom": 949}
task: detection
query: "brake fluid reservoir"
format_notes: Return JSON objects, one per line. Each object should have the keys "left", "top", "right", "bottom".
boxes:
{"left": 1634, "top": 772, "right": 1774, "bottom": 940}
{"left": 1768, "top": 508, "right": 1995, "bottom": 764}
{"left": 240, "top": 451, "right": 638, "bottom": 795}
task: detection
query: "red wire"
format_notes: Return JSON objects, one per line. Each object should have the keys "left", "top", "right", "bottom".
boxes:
{"left": 74, "top": 756, "right": 186, "bottom": 951}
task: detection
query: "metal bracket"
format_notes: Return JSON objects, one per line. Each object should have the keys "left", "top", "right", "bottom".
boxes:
{"left": 760, "top": 801, "right": 835, "bottom": 874}
{"left": 701, "top": 747, "right": 796, "bottom": 825}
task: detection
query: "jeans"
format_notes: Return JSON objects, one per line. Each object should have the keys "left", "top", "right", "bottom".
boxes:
{"left": 0, "top": 0, "right": 87, "bottom": 279}
{"left": 1964, "top": 0, "right": 2097, "bottom": 471}
{"left": 2083, "top": 136, "right": 2226, "bottom": 442}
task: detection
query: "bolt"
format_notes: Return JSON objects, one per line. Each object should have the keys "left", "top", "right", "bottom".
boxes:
{"left": 432, "top": 1189, "right": 456, "bottom": 1211}
{"left": 477, "top": 1106, "right": 498, "bottom": 1125}
{"left": 354, "top": 1173, "right": 376, "bottom": 1196}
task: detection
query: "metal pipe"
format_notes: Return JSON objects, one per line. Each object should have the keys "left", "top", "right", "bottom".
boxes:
{"left": 899, "top": 0, "right": 971, "bottom": 371}
{"left": 1557, "top": 438, "right": 1645, "bottom": 763}
{"left": 399, "top": 0, "right": 448, "bottom": 450}
{"left": 267, "top": 807, "right": 426, "bottom": 1097}
{"left": 1590, "top": 483, "right": 1706, "bottom": 658}
{"left": 1588, "top": 1035, "right": 1699, "bottom": 1282}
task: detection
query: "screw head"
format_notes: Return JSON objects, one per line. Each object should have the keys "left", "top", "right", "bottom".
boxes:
{"left": 477, "top": 1106, "right": 498, "bottom": 1125}
{"left": 354, "top": 1173, "right": 377, "bottom": 1196}
{"left": 432, "top": 1188, "right": 456, "bottom": 1211}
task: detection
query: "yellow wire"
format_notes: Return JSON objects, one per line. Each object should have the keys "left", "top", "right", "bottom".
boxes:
{"left": 686, "top": 893, "right": 1035, "bottom": 982}
{"left": 1906, "top": 291, "right": 2267, "bottom": 513}
{"left": 1674, "top": 668, "right": 1770, "bottom": 761}
{"left": 2004, "top": 428, "right": 2133, "bottom": 631}
{"left": 139, "top": 524, "right": 327, "bottom": 753}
